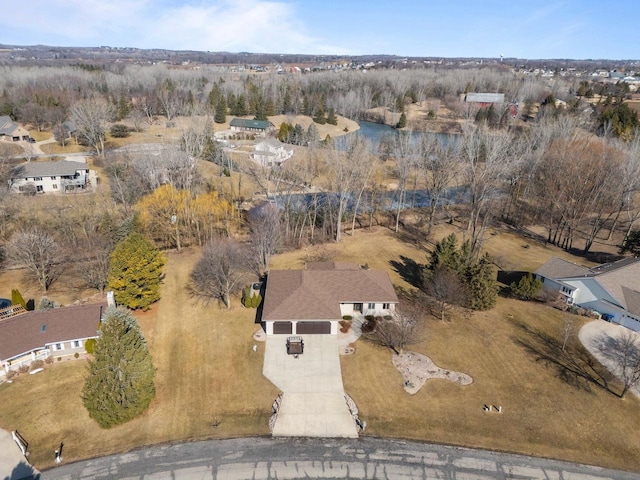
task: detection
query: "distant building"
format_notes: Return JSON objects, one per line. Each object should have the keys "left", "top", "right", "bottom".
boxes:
{"left": 0, "top": 116, "right": 31, "bottom": 142}
{"left": 252, "top": 139, "right": 294, "bottom": 167}
{"left": 8, "top": 160, "right": 94, "bottom": 194}
{"left": 229, "top": 118, "right": 274, "bottom": 136}
{"left": 463, "top": 93, "right": 505, "bottom": 107}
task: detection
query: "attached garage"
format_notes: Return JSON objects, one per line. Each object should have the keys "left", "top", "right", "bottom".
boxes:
{"left": 273, "top": 321, "right": 293, "bottom": 334}
{"left": 296, "top": 321, "right": 331, "bottom": 335}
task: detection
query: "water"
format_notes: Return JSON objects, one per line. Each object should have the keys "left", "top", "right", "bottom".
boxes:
{"left": 353, "top": 121, "right": 457, "bottom": 147}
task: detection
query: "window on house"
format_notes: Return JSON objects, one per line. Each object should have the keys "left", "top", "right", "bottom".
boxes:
{"left": 383, "top": 303, "right": 390, "bottom": 309}
{"left": 33, "top": 177, "right": 43, "bottom": 181}
{"left": 354, "top": 303, "right": 363, "bottom": 312}
{"left": 52, "top": 184, "right": 58, "bottom": 189}
{"left": 53, "top": 343, "right": 64, "bottom": 351}
{"left": 41, "top": 324, "right": 47, "bottom": 332}
{"left": 368, "top": 303, "right": 375, "bottom": 310}
{"left": 73, "top": 340, "right": 82, "bottom": 348}
{"left": 36, "top": 185, "right": 43, "bottom": 192}
{"left": 51, "top": 176, "right": 56, "bottom": 180}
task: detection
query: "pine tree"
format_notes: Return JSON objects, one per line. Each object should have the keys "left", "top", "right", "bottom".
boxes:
{"left": 396, "top": 112, "right": 407, "bottom": 129}
{"left": 82, "top": 306, "right": 155, "bottom": 428}
{"left": 214, "top": 96, "right": 227, "bottom": 124}
{"left": 466, "top": 254, "right": 498, "bottom": 310}
{"left": 306, "top": 123, "right": 319, "bottom": 143}
{"left": 107, "top": 233, "right": 165, "bottom": 310}
{"left": 326, "top": 108, "right": 338, "bottom": 125}
{"left": 510, "top": 273, "right": 542, "bottom": 301}
{"left": 277, "top": 122, "right": 292, "bottom": 143}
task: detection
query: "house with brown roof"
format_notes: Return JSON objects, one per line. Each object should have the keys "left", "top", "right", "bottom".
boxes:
{"left": 535, "top": 257, "right": 640, "bottom": 332}
{"left": 261, "top": 262, "right": 398, "bottom": 335}
{"left": 0, "top": 302, "right": 105, "bottom": 376}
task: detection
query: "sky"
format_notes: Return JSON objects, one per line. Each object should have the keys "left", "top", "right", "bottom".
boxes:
{"left": 0, "top": 0, "right": 637, "bottom": 60}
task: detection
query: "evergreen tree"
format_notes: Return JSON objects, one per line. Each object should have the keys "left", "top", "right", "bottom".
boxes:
{"left": 313, "top": 106, "right": 326, "bottom": 124}
{"left": 510, "top": 272, "right": 543, "bottom": 301}
{"left": 396, "top": 112, "right": 407, "bottom": 129}
{"left": 107, "top": 233, "right": 165, "bottom": 310}
{"left": 326, "top": 108, "right": 338, "bottom": 126}
{"left": 620, "top": 230, "right": 640, "bottom": 256}
{"left": 306, "top": 123, "right": 319, "bottom": 143}
{"left": 214, "top": 96, "right": 227, "bottom": 124}
{"left": 254, "top": 97, "right": 267, "bottom": 121}
{"left": 282, "top": 91, "right": 292, "bottom": 114}
{"left": 277, "top": 122, "right": 292, "bottom": 143}
{"left": 82, "top": 306, "right": 155, "bottom": 428}
{"left": 265, "top": 97, "right": 276, "bottom": 117}
{"left": 291, "top": 124, "right": 305, "bottom": 145}
{"left": 423, "top": 234, "right": 496, "bottom": 311}
{"left": 235, "top": 95, "right": 248, "bottom": 116}
{"left": 466, "top": 254, "right": 498, "bottom": 310}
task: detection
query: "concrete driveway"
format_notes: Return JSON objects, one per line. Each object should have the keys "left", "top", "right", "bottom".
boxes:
{"left": 263, "top": 335, "right": 358, "bottom": 438}
{"left": 0, "top": 429, "right": 39, "bottom": 480}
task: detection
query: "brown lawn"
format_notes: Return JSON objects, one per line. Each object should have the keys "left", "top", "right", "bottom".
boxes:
{"left": 1, "top": 224, "right": 639, "bottom": 471}
{"left": 0, "top": 248, "right": 277, "bottom": 468}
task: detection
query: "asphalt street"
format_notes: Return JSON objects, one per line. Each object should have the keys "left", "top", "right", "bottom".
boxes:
{"left": 40, "top": 437, "right": 640, "bottom": 480}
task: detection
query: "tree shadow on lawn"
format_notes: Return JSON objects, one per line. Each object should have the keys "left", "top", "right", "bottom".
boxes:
{"left": 511, "top": 319, "right": 616, "bottom": 396}
{"left": 389, "top": 256, "right": 424, "bottom": 289}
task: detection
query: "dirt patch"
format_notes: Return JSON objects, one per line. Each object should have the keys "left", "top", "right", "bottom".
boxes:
{"left": 392, "top": 351, "right": 472, "bottom": 395}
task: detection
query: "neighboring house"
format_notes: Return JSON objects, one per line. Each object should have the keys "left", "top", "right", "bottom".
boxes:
{"left": 0, "top": 302, "right": 105, "bottom": 376}
{"left": 0, "top": 116, "right": 31, "bottom": 142}
{"left": 8, "top": 160, "right": 93, "bottom": 194}
{"left": 229, "top": 118, "right": 274, "bottom": 135}
{"left": 535, "top": 257, "right": 640, "bottom": 332}
{"left": 463, "top": 93, "right": 505, "bottom": 107}
{"left": 261, "top": 261, "right": 399, "bottom": 335}
{"left": 252, "top": 139, "right": 294, "bottom": 167}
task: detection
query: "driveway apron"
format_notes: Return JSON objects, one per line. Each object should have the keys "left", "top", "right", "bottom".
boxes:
{"left": 263, "top": 335, "right": 358, "bottom": 438}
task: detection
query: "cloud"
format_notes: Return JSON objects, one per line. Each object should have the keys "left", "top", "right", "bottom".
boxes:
{"left": 0, "top": 0, "right": 347, "bottom": 54}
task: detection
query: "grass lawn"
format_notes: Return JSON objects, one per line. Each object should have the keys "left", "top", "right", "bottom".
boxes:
{"left": 0, "top": 249, "right": 277, "bottom": 469}
{"left": 1, "top": 225, "right": 639, "bottom": 471}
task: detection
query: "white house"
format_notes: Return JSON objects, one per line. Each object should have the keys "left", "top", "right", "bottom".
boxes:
{"left": 252, "top": 139, "right": 294, "bottom": 167}
{"left": 261, "top": 261, "right": 398, "bottom": 335}
{"left": 535, "top": 257, "right": 640, "bottom": 332}
{"left": 8, "top": 160, "right": 93, "bottom": 194}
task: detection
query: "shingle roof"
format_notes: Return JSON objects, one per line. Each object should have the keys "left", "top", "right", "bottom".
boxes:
{"left": 0, "top": 303, "right": 105, "bottom": 362}
{"left": 465, "top": 93, "right": 505, "bottom": 104}
{"left": 262, "top": 263, "right": 398, "bottom": 321}
{"left": 0, "top": 115, "right": 21, "bottom": 136}
{"left": 534, "top": 257, "right": 590, "bottom": 280}
{"left": 230, "top": 118, "right": 273, "bottom": 130}
{"left": 10, "top": 160, "right": 89, "bottom": 179}
{"left": 622, "top": 287, "right": 640, "bottom": 316}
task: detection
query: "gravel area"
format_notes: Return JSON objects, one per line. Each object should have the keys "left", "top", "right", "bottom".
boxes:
{"left": 392, "top": 351, "right": 473, "bottom": 395}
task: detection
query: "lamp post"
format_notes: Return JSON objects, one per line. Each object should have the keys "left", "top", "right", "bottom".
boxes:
{"left": 170, "top": 214, "right": 181, "bottom": 252}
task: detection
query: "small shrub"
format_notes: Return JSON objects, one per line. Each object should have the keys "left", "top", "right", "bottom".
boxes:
{"left": 57, "top": 357, "right": 61, "bottom": 362}
{"left": 110, "top": 123, "right": 130, "bottom": 138}
{"left": 342, "top": 315, "right": 353, "bottom": 320}
{"left": 31, "top": 360, "right": 44, "bottom": 369}
{"left": 74, "top": 352, "right": 80, "bottom": 359}
{"left": 45, "top": 357, "right": 54, "bottom": 365}
{"left": 364, "top": 315, "right": 375, "bottom": 321}
{"left": 383, "top": 315, "right": 393, "bottom": 321}
{"left": 85, "top": 338, "right": 96, "bottom": 354}
{"left": 6, "top": 370, "right": 17, "bottom": 380}
{"left": 39, "top": 297, "right": 56, "bottom": 310}
{"left": 361, "top": 318, "right": 377, "bottom": 334}
{"left": 18, "top": 365, "right": 30, "bottom": 374}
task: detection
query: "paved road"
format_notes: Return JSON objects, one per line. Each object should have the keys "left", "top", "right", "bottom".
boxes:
{"left": 40, "top": 437, "right": 640, "bottom": 480}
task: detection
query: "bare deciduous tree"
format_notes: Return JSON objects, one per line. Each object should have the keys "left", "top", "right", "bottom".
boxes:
{"left": 8, "top": 227, "right": 63, "bottom": 292}
{"left": 71, "top": 98, "right": 111, "bottom": 156}
{"left": 362, "top": 311, "right": 426, "bottom": 355}
{"left": 423, "top": 266, "right": 469, "bottom": 321}
{"left": 189, "top": 238, "right": 247, "bottom": 309}
{"left": 248, "top": 202, "right": 281, "bottom": 277}
{"left": 614, "top": 329, "right": 640, "bottom": 399}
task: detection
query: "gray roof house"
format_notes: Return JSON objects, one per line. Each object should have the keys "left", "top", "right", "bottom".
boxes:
{"left": 0, "top": 302, "right": 105, "bottom": 375}
{"left": 261, "top": 262, "right": 399, "bottom": 335}
{"left": 535, "top": 257, "right": 640, "bottom": 332}
{"left": 0, "top": 116, "right": 30, "bottom": 142}
{"left": 9, "top": 160, "right": 93, "bottom": 194}
{"left": 252, "top": 138, "right": 294, "bottom": 167}
{"left": 463, "top": 93, "right": 505, "bottom": 105}
{"left": 230, "top": 118, "right": 274, "bottom": 135}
